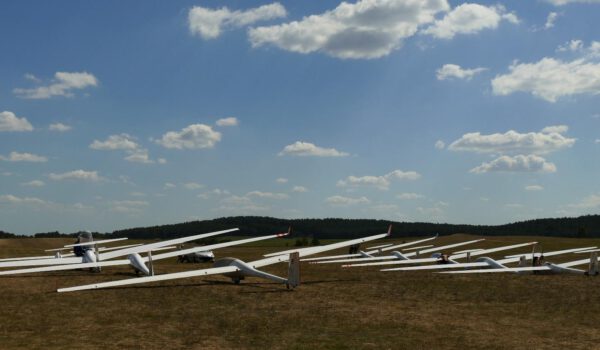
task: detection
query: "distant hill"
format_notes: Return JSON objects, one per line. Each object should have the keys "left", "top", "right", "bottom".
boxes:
{"left": 109, "top": 215, "right": 600, "bottom": 239}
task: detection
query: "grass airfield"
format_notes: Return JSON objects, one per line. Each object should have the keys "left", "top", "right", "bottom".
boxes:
{"left": 1, "top": 234, "right": 600, "bottom": 349}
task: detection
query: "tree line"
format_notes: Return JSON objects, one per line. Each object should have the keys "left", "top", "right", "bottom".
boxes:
{"left": 2, "top": 214, "right": 599, "bottom": 239}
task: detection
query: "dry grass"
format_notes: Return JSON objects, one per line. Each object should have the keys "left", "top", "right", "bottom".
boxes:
{"left": 1, "top": 234, "right": 600, "bottom": 349}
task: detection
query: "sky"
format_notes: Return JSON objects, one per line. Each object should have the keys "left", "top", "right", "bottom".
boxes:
{"left": 1, "top": 0, "right": 599, "bottom": 234}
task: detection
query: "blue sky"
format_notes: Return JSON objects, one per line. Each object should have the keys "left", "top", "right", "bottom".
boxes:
{"left": 1, "top": 0, "right": 599, "bottom": 234}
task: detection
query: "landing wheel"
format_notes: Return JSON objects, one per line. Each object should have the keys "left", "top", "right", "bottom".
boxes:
{"left": 233, "top": 278, "right": 241, "bottom": 284}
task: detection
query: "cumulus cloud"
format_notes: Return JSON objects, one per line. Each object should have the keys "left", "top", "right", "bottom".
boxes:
{"left": 448, "top": 128, "right": 575, "bottom": 155}
{"left": 110, "top": 200, "right": 149, "bottom": 214}
{"left": 249, "top": 0, "right": 449, "bottom": 59}
{"left": 567, "top": 193, "right": 600, "bottom": 209}
{"left": 0, "top": 111, "right": 33, "bottom": 132}
{"left": 14, "top": 71, "right": 98, "bottom": 99}
{"left": 436, "top": 64, "right": 487, "bottom": 80}
{"left": 217, "top": 195, "right": 268, "bottom": 213}
{"left": 48, "top": 170, "right": 104, "bottom": 182}
{"left": 189, "top": 3, "right": 286, "bottom": 39}
{"left": 279, "top": 141, "right": 349, "bottom": 157}
{"left": 292, "top": 186, "right": 308, "bottom": 193}
{"left": 246, "top": 191, "right": 289, "bottom": 199}
{"left": 21, "top": 180, "right": 45, "bottom": 187}
{"left": 155, "top": 124, "right": 221, "bottom": 150}
{"left": 0, "top": 152, "right": 47, "bottom": 162}
{"left": 49, "top": 123, "right": 72, "bottom": 132}
{"left": 491, "top": 56, "right": 600, "bottom": 102}
{"left": 124, "top": 150, "right": 156, "bottom": 164}
{"left": 545, "top": 0, "right": 600, "bottom": 5}
{"left": 557, "top": 39, "right": 583, "bottom": 53}
{"left": 164, "top": 182, "right": 176, "bottom": 189}
{"left": 276, "top": 177, "right": 288, "bottom": 184}
{"left": 423, "top": 3, "right": 518, "bottom": 39}
{"left": 337, "top": 169, "right": 421, "bottom": 190}
{"left": 325, "top": 195, "right": 370, "bottom": 206}
{"left": 0, "top": 194, "right": 48, "bottom": 206}
{"left": 397, "top": 192, "right": 424, "bottom": 200}
{"left": 544, "top": 12, "right": 559, "bottom": 29}
{"left": 541, "top": 125, "right": 569, "bottom": 134}
{"left": 435, "top": 140, "right": 446, "bottom": 149}
{"left": 470, "top": 154, "right": 557, "bottom": 173}
{"left": 90, "top": 134, "right": 138, "bottom": 151}
{"left": 525, "top": 185, "right": 544, "bottom": 191}
{"left": 183, "top": 182, "right": 204, "bottom": 190}
{"left": 215, "top": 117, "right": 239, "bottom": 127}
{"left": 91, "top": 133, "right": 159, "bottom": 164}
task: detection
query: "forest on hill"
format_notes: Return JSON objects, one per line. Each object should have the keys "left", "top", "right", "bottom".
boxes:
{"left": 108, "top": 215, "right": 600, "bottom": 239}
{"left": 4, "top": 214, "right": 598, "bottom": 239}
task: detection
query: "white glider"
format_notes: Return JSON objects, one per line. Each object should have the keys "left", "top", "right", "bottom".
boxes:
{"left": 0, "top": 231, "right": 289, "bottom": 276}
{"left": 57, "top": 228, "right": 392, "bottom": 292}
{"left": 315, "top": 239, "right": 486, "bottom": 266}
{"left": 380, "top": 246, "right": 596, "bottom": 272}
{"left": 300, "top": 233, "right": 438, "bottom": 262}
{"left": 0, "top": 228, "right": 238, "bottom": 268}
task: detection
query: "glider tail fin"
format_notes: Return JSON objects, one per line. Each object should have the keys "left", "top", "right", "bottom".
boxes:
{"left": 391, "top": 251, "right": 410, "bottom": 260}
{"left": 588, "top": 252, "right": 598, "bottom": 276}
{"left": 518, "top": 255, "right": 527, "bottom": 268}
{"left": 287, "top": 252, "right": 300, "bottom": 289}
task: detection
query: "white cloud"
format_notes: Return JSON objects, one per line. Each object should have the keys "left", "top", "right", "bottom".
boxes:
{"left": 491, "top": 57, "right": 600, "bottom": 102}
{"left": 215, "top": 117, "right": 239, "bottom": 127}
{"left": 0, "top": 111, "right": 33, "bottom": 132}
{"left": 436, "top": 64, "right": 486, "bottom": 80}
{"left": 397, "top": 192, "right": 424, "bottom": 200}
{"left": 91, "top": 133, "right": 159, "bottom": 164}
{"left": 337, "top": 169, "right": 421, "bottom": 190}
{"left": 0, "top": 152, "right": 47, "bottom": 162}
{"left": 90, "top": 134, "right": 138, "bottom": 151}
{"left": 558, "top": 39, "right": 584, "bottom": 52}
{"left": 164, "top": 182, "right": 176, "bottom": 189}
{"left": 545, "top": 0, "right": 600, "bottom": 5}
{"left": 48, "top": 170, "right": 104, "bottom": 182}
{"left": 110, "top": 200, "right": 149, "bottom": 214}
{"left": 24, "top": 73, "right": 41, "bottom": 83}
{"left": 249, "top": 0, "right": 449, "bottom": 59}
{"left": 416, "top": 201, "right": 448, "bottom": 218}
{"left": 198, "top": 188, "right": 231, "bottom": 199}
{"left": 189, "top": 3, "right": 286, "bottom": 39}
{"left": 246, "top": 191, "right": 289, "bottom": 200}
{"left": 279, "top": 141, "right": 349, "bottom": 157}
{"left": 325, "top": 195, "right": 370, "bottom": 206}
{"left": 470, "top": 154, "right": 557, "bottom": 174}
{"left": 423, "top": 3, "right": 518, "bottom": 39}
{"left": 14, "top": 71, "right": 98, "bottom": 99}
{"left": 21, "top": 180, "right": 45, "bottom": 187}
{"left": 276, "top": 177, "right": 288, "bottom": 184}
{"left": 525, "top": 185, "right": 544, "bottom": 191}
{"left": 541, "top": 125, "right": 569, "bottom": 134}
{"left": 49, "top": 123, "right": 72, "bottom": 132}
{"left": 505, "top": 203, "right": 523, "bottom": 209}
{"left": 567, "top": 193, "right": 600, "bottom": 209}
{"left": 183, "top": 182, "right": 204, "bottom": 190}
{"left": 217, "top": 195, "right": 269, "bottom": 213}
{"left": 434, "top": 140, "right": 446, "bottom": 149}
{"left": 0, "top": 194, "right": 48, "bottom": 206}
{"left": 448, "top": 128, "right": 575, "bottom": 155}
{"left": 155, "top": 124, "right": 221, "bottom": 150}
{"left": 124, "top": 149, "right": 155, "bottom": 164}
{"left": 544, "top": 12, "right": 559, "bottom": 29}
{"left": 292, "top": 186, "right": 308, "bottom": 193}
